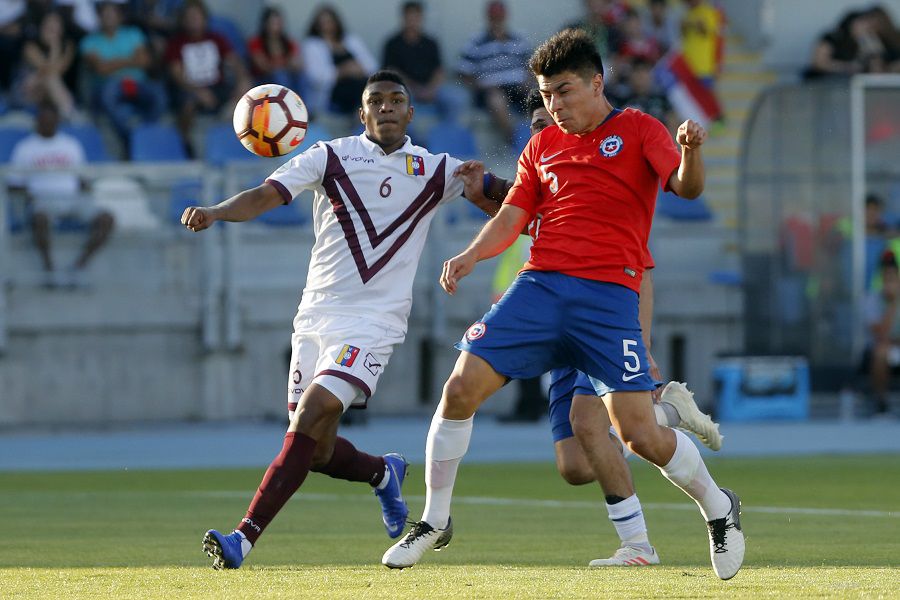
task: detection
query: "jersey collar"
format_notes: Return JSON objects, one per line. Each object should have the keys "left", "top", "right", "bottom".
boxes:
{"left": 358, "top": 133, "right": 415, "bottom": 156}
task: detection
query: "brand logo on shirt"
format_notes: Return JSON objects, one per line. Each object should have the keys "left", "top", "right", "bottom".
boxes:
{"left": 465, "top": 322, "right": 487, "bottom": 342}
{"left": 341, "top": 154, "right": 375, "bottom": 164}
{"left": 335, "top": 344, "right": 361, "bottom": 367}
{"left": 599, "top": 135, "right": 623, "bottom": 157}
{"left": 363, "top": 353, "right": 382, "bottom": 376}
{"left": 406, "top": 154, "right": 426, "bottom": 176}
{"left": 539, "top": 150, "right": 564, "bottom": 163}
{"left": 624, "top": 267, "right": 637, "bottom": 277}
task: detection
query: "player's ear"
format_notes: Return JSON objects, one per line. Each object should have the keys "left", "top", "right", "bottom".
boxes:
{"left": 407, "top": 104, "right": 414, "bottom": 123}
{"left": 358, "top": 105, "right": 365, "bottom": 126}
{"left": 593, "top": 73, "right": 604, "bottom": 97}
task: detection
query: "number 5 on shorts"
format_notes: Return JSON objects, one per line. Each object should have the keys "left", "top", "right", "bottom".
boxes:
{"left": 623, "top": 339, "right": 641, "bottom": 373}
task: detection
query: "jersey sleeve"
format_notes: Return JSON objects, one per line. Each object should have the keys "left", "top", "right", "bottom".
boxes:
{"left": 264, "top": 141, "right": 328, "bottom": 205}
{"left": 503, "top": 137, "right": 541, "bottom": 218}
{"left": 640, "top": 113, "right": 681, "bottom": 193}
{"left": 440, "top": 154, "right": 465, "bottom": 204}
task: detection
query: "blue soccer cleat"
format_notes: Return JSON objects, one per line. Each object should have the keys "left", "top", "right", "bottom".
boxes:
{"left": 202, "top": 529, "right": 245, "bottom": 570}
{"left": 374, "top": 453, "right": 410, "bottom": 538}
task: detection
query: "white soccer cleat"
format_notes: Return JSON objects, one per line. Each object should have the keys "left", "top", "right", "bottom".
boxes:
{"left": 381, "top": 518, "right": 453, "bottom": 569}
{"left": 661, "top": 381, "right": 724, "bottom": 451}
{"left": 707, "top": 488, "right": 745, "bottom": 580}
{"left": 588, "top": 544, "right": 660, "bottom": 567}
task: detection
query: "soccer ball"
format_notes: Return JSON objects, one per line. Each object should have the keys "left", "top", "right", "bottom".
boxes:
{"left": 232, "top": 84, "right": 308, "bottom": 157}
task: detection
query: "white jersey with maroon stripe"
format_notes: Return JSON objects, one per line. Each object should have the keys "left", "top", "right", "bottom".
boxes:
{"left": 266, "top": 133, "right": 465, "bottom": 334}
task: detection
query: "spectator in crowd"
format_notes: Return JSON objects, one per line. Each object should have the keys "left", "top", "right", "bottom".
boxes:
{"left": 247, "top": 6, "right": 306, "bottom": 95}
{"left": 566, "top": 0, "right": 629, "bottom": 59}
{"left": 618, "top": 7, "right": 663, "bottom": 64}
{"left": 866, "top": 249, "right": 899, "bottom": 417}
{"left": 680, "top": 0, "right": 721, "bottom": 87}
{"left": 867, "top": 5, "right": 900, "bottom": 72}
{"left": 621, "top": 59, "right": 678, "bottom": 133}
{"left": 17, "top": 9, "right": 78, "bottom": 118}
{"left": 56, "top": 0, "right": 99, "bottom": 37}
{"left": 164, "top": 0, "right": 249, "bottom": 145}
{"left": 457, "top": 0, "right": 531, "bottom": 146}
{"left": 7, "top": 102, "right": 114, "bottom": 287}
{"left": 126, "top": 0, "right": 185, "bottom": 71}
{"left": 0, "top": 0, "right": 25, "bottom": 92}
{"left": 805, "top": 10, "right": 887, "bottom": 79}
{"left": 642, "top": 0, "right": 679, "bottom": 55}
{"left": 81, "top": 1, "right": 166, "bottom": 141}
{"left": 382, "top": 1, "right": 465, "bottom": 120}
{"left": 302, "top": 4, "right": 377, "bottom": 117}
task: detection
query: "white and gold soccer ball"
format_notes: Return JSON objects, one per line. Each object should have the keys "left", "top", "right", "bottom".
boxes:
{"left": 232, "top": 84, "right": 308, "bottom": 157}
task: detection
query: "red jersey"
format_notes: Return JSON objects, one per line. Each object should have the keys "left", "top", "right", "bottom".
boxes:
{"left": 505, "top": 107, "right": 679, "bottom": 292}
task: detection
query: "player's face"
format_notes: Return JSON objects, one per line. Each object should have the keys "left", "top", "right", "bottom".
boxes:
{"left": 537, "top": 70, "right": 605, "bottom": 135}
{"left": 529, "top": 107, "right": 552, "bottom": 136}
{"left": 360, "top": 81, "right": 413, "bottom": 149}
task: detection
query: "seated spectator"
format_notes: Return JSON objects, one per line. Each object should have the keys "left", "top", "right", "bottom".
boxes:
{"left": 642, "top": 0, "right": 679, "bottom": 55}
{"left": 164, "top": 0, "right": 248, "bottom": 147}
{"left": 566, "top": 0, "right": 629, "bottom": 59}
{"left": 867, "top": 5, "right": 900, "bottom": 72}
{"left": 125, "top": 0, "right": 185, "bottom": 73}
{"left": 805, "top": 10, "right": 886, "bottom": 79}
{"left": 457, "top": 1, "right": 531, "bottom": 145}
{"left": 16, "top": 9, "right": 78, "bottom": 119}
{"left": 866, "top": 249, "right": 900, "bottom": 417}
{"left": 7, "top": 102, "right": 114, "bottom": 287}
{"left": 247, "top": 7, "right": 306, "bottom": 95}
{"left": 302, "top": 4, "right": 377, "bottom": 116}
{"left": 618, "top": 8, "right": 662, "bottom": 64}
{"left": 80, "top": 1, "right": 166, "bottom": 142}
{"left": 621, "top": 59, "right": 678, "bottom": 133}
{"left": 680, "top": 0, "right": 722, "bottom": 88}
{"left": 382, "top": 1, "right": 466, "bottom": 121}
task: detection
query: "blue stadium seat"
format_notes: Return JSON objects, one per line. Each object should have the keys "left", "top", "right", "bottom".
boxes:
{"left": 204, "top": 123, "right": 258, "bottom": 165}
{"left": 208, "top": 14, "right": 248, "bottom": 61}
{"left": 256, "top": 202, "right": 307, "bottom": 227}
{"left": 60, "top": 124, "right": 110, "bottom": 162}
{"left": 130, "top": 124, "right": 187, "bottom": 162}
{"left": 656, "top": 188, "right": 713, "bottom": 221}
{"left": 0, "top": 127, "right": 29, "bottom": 162}
{"left": 169, "top": 179, "right": 203, "bottom": 224}
{"left": 425, "top": 120, "right": 479, "bottom": 160}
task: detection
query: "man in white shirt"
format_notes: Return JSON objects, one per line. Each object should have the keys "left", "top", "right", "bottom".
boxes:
{"left": 182, "top": 70, "right": 506, "bottom": 570}
{"left": 8, "top": 102, "right": 114, "bottom": 286}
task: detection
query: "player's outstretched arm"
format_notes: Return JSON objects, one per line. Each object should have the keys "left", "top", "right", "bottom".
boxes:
{"left": 668, "top": 119, "right": 707, "bottom": 199}
{"left": 180, "top": 183, "right": 285, "bottom": 232}
{"left": 440, "top": 203, "right": 529, "bottom": 295}
{"left": 453, "top": 161, "right": 513, "bottom": 217}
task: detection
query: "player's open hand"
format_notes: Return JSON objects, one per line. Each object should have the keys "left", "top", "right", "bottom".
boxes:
{"left": 181, "top": 206, "right": 216, "bottom": 232}
{"left": 676, "top": 119, "right": 707, "bottom": 149}
{"left": 453, "top": 160, "right": 486, "bottom": 199}
{"left": 440, "top": 250, "right": 478, "bottom": 295}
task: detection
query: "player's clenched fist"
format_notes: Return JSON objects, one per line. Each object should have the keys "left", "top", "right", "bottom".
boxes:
{"left": 440, "top": 251, "right": 478, "bottom": 295}
{"left": 181, "top": 206, "right": 216, "bottom": 232}
{"left": 676, "top": 119, "right": 707, "bottom": 149}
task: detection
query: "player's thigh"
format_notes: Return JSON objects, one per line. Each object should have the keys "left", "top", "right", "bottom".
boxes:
{"left": 456, "top": 271, "right": 566, "bottom": 381}
{"left": 313, "top": 314, "right": 404, "bottom": 411}
{"left": 286, "top": 328, "right": 321, "bottom": 421}
{"left": 563, "top": 279, "right": 656, "bottom": 398}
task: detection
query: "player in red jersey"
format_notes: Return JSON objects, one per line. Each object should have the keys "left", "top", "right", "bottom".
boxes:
{"left": 383, "top": 29, "right": 744, "bottom": 580}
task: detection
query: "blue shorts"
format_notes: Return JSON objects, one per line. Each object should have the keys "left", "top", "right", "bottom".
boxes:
{"left": 547, "top": 367, "right": 595, "bottom": 442}
{"left": 456, "top": 271, "right": 656, "bottom": 406}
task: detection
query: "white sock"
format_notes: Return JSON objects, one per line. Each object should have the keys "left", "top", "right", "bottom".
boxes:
{"left": 606, "top": 494, "right": 650, "bottom": 549}
{"left": 233, "top": 529, "right": 253, "bottom": 558}
{"left": 657, "top": 429, "right": 731, "bottom": 521}
{"left": 421, "top": 414, "right": 473, "bottom": 529}
{"left": 654, "top": 402, "right": 680, "bottom": 428}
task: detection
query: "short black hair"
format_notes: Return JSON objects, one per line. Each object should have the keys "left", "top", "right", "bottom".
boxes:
{"left": 308, "top": 5, "right": 344, "bottom": 40}
{"left": 529, "top": 28, "right": 604, "bottom": 80}
{"left": 525, "top": 89, "right": 545, "bottom": 116}
{"left": 867, "top": 193, "right": 885, "bottom": 207}
{"left": 402, "top": 1, "right": 423, "bottom": 13}
{"left": 365, "top": 70, "right": 410, "bottom": 97}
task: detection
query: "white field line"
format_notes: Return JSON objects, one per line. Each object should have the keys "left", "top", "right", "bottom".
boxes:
{"left": 188, "top": 491, "right": 899, "bottom": 519}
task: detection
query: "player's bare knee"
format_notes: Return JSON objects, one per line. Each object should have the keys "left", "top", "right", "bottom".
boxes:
{"left": 441, "top": 375, "right": 480, "bottom": 416}
{"left": 619, "top": 425, "right": 660, "bottom": 460}
{"left": 558, "top": 461, "right": 593, "bottom": 485}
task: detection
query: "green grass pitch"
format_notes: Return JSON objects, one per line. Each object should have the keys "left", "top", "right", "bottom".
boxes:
{"left": 2, "top": 455, "right": 897, "bottom": 599}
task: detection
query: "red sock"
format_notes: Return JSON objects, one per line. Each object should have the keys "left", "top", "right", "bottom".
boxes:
{"left": 235, "top": 432, "right": 316, "bottom": 545}
{"left": 312, "top": 436, "right": 386, "bottom": 486}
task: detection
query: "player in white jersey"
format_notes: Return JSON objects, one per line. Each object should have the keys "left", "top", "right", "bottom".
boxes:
{"left": 183, "top": 70, "right": 508, "bottom": 570}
